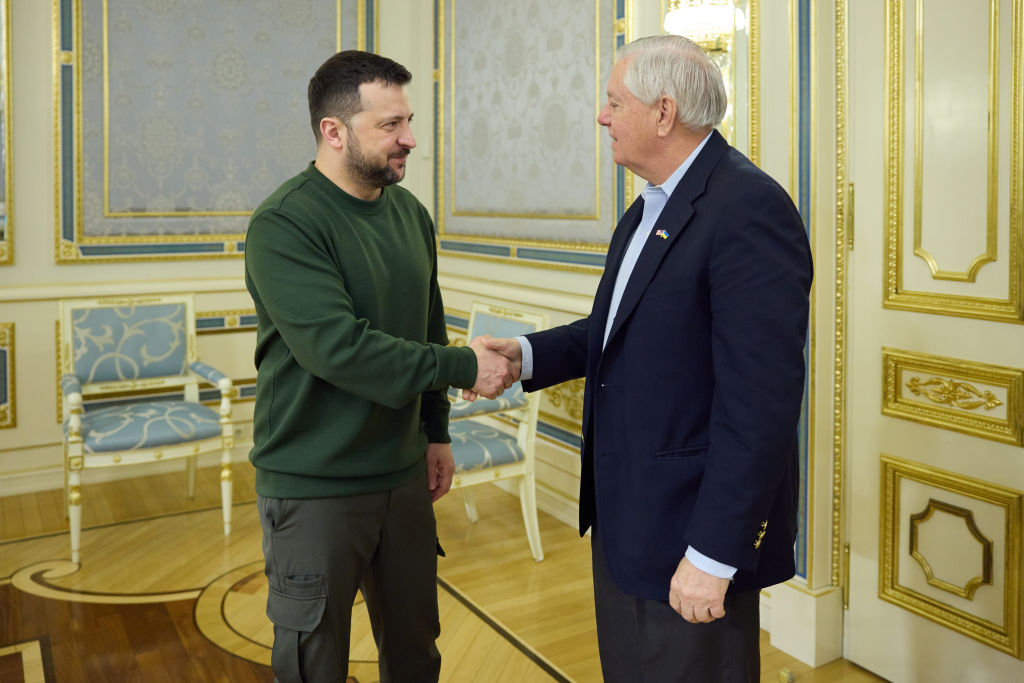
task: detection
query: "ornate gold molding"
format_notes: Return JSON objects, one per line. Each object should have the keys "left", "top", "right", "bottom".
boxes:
{"left": 748, "top": 0, "right": 761, "bottom": 167}
{"left": 882, "top": 347, "right": 1023, "bottom": 446}
{"left": 909, "top": 498, "right": 993, "bottom": 600}
{"left": 880, "top": 455, "right": 1023, "bottom": 658}
{"left": 832, "top": 0, "right": 849, "bottom": 587}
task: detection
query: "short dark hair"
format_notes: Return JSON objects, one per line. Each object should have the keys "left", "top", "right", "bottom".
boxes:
{"left": 307, "top": 50, "right": 412, "bottom": 141}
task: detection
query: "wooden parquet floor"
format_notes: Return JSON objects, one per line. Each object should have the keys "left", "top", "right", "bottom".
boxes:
{"left": 0, "top": 463, "right": 883, "bottom": 682}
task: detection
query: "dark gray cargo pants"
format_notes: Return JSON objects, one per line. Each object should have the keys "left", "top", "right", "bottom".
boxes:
{"left": 258, "top": 471, "right": 441, "bottom": 683}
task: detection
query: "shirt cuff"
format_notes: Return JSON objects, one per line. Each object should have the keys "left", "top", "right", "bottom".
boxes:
{"left": 685, "top": 546, "right": 737, "bottom": 579}
{"left": 515, "top": 335, "right": 534, "bottom": 381}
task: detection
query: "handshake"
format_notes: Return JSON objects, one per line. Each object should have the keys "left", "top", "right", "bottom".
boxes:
{"left": 464, "top": 336, "right": 522, "bottom": 401}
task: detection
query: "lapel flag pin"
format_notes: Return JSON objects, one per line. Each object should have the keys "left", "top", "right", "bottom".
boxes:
{"left": 655, "top": 229, "right": 669, "bottom": 240}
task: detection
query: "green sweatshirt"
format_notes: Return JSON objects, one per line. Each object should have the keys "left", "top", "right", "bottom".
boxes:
{"left": 244, "top": 163, "right": 478, "bottom": 498}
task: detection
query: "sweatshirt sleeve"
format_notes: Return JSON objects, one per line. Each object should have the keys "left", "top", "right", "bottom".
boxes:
{"left": 245, "top": 210, "right": 478, "bottom": 410}
{"left": 420, "top": 214, "right": 455, "bottom": 444}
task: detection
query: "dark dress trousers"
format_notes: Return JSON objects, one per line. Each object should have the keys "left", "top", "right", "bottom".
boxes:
{"left": 523, "top": 130, "right": 813, "bottom": 600}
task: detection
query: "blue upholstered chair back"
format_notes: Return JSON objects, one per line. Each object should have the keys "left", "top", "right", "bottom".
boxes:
{"left": 468, "top": 310, "right": 538, "bottom": 340}
{"left": 70, "top": 302, "right": 189, "bottom": 383}
{"left": 462, "top": 308, "right": 540, "bottom": 412}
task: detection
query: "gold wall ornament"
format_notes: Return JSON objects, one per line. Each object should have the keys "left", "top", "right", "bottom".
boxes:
{"left": 880, "top": 454, "right": 1023, "bottom": 658}
{"left": 884, "top": 0, "right": 1024, "bottom": 321}
{"left": 0, "top": 321, "right": 13, "bottom": 428}
{"left": 905, "top": 377, "right": 1003, "bottom": 412}
{"left": 545, "top": 378, "right": 586, "bottom": 422}
{"left": 882, "top": 348, "right": 1023, "bottom": 445}
{"left": 909, "top": 498, "right": 993, "bottom": 600}
{"left": 195, "top": 309, "right": 257, "bottom": 335}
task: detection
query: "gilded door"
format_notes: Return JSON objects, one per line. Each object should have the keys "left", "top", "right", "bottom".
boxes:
{"left": 844, "top": 0, "right": 1024, "bottom": 680}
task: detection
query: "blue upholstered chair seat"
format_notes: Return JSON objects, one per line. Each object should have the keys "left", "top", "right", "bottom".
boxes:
{"left": 448, "top": 420, "right": 524, "bottom": 472}
{"left": 67, "top": 400, "right": 222, "bottom": 453}
{"left": 448, "top": 383, "right": 527, "bottom": 419}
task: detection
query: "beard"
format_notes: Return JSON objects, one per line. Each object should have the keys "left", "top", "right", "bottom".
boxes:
{"left": 345, "top": 128, "right": 408, "bottom": 189}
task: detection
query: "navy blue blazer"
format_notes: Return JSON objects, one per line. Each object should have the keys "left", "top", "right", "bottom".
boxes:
{"left": 523, "top": 130, "right": 812, "bottom": 600}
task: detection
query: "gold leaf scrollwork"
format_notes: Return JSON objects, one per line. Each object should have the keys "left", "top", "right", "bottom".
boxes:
{"left": 546, "top": 378, "right": 585, "bottom": 421}
{"left": 906, "top": 376, "right": 1003, "bottom": 411}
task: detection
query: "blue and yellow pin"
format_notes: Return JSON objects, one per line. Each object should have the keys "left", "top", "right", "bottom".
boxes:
{"left": 655, "top": 229, "right": 669, "bottom": 240}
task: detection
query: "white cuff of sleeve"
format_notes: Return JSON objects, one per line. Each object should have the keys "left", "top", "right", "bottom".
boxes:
{"left": 685, "top": 546, "right": 737, "bottom": 580}
{"left": 515, "top": 335, "right": 534, "bottom": 381}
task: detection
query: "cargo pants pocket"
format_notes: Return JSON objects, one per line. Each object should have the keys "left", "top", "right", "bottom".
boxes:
{"left": 266, "top": 574, "right": 331, "bottom": 683}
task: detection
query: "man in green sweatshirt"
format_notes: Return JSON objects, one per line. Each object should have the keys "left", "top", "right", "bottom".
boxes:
{"left": 244, "top": 50, "right": 517, "bottom": 683}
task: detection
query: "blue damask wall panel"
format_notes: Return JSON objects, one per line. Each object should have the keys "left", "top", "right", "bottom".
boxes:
{"left": 435, "top": 0, "right": 621, "bottom": 270}
{"left": 56, "top": 0, "right": 371, "bottom": 262}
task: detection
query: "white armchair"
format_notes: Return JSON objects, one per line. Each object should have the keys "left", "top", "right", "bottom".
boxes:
{"left": 448, "top": 303, "right": 548, "bottom": 561}
{"left": 59, "top": 294, "right": 235, "bottom": 563}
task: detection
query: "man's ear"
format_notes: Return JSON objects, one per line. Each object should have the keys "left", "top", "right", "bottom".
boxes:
{"left": 656, "top": 96, "right": 679, "bottom": 137}
{"left": 319, "top": 117, "right": 346, "bottom": 150}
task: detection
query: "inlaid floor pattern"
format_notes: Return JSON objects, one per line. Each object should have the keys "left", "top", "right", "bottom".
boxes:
{"left": 0, "top": 464, "right": 882, "bottom": 682}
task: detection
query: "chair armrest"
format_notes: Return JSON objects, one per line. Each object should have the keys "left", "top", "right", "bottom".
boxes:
{"left": 190, "top": 361, "right": 233, "bottom": 394}
{"left": 449, "top": 383, "right": 528, "bottom": 420}
{"left": 61, "top": 374, "right": 83, "bottom": 434}
{"left": 61, "top": 374, "right": 82, "bottom": 398}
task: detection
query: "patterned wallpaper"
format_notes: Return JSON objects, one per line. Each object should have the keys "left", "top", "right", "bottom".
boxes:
{"left": 57, "top": 0, "right": 364, "bottom": 260}
{"left": 83, "top": 0, "right": 350, "bottom": 234}
{"left": 439, "top": 0, "right": 616, "bottom": 247}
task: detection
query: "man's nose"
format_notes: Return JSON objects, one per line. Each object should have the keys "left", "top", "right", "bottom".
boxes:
{"left": 400, "top": 122, "right": 416, "bottom": 148}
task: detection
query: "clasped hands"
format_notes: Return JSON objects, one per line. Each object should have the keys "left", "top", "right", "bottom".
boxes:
{"left": 464, "top": 336, "right": 522, "bottom": 401}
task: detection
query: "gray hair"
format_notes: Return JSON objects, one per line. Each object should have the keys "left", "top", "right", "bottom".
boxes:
{"left": 617, "top": 35, "right": 727, "bottom": 132}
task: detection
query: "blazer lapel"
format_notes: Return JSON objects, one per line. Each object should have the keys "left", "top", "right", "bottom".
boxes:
{"left": 604, "top": 131, "right": 730, "bottom": 347}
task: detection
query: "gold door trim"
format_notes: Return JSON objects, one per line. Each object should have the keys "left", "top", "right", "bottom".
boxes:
{"left": 909, "top": 498, "right": 993, "bottom": 600}
{"left": 884, "top": 0, "right": 1024, "bottom": 322}
{"left": 911, "top": 0, "right": 999, "bottom": 283}
{"left": 880, "top": 455, "right": 1023, "bottom": 659}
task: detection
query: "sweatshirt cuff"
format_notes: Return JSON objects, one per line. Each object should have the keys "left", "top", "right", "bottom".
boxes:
{"left": 441, "top": 344, "right": 478, "bottom": 390}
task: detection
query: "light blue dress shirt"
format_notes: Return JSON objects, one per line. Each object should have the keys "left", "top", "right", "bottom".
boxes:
{"left": 516, "top": 133, "right": 735, "bottom": 580}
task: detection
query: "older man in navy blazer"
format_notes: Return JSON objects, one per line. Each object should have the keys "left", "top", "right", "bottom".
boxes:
{"left": 472, "top": 35, "right": 812, "bottom": 681}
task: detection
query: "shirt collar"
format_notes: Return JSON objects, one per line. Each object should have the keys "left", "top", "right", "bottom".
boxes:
{"left": 643, "top": 131, "right": 714, "bottom": 201}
